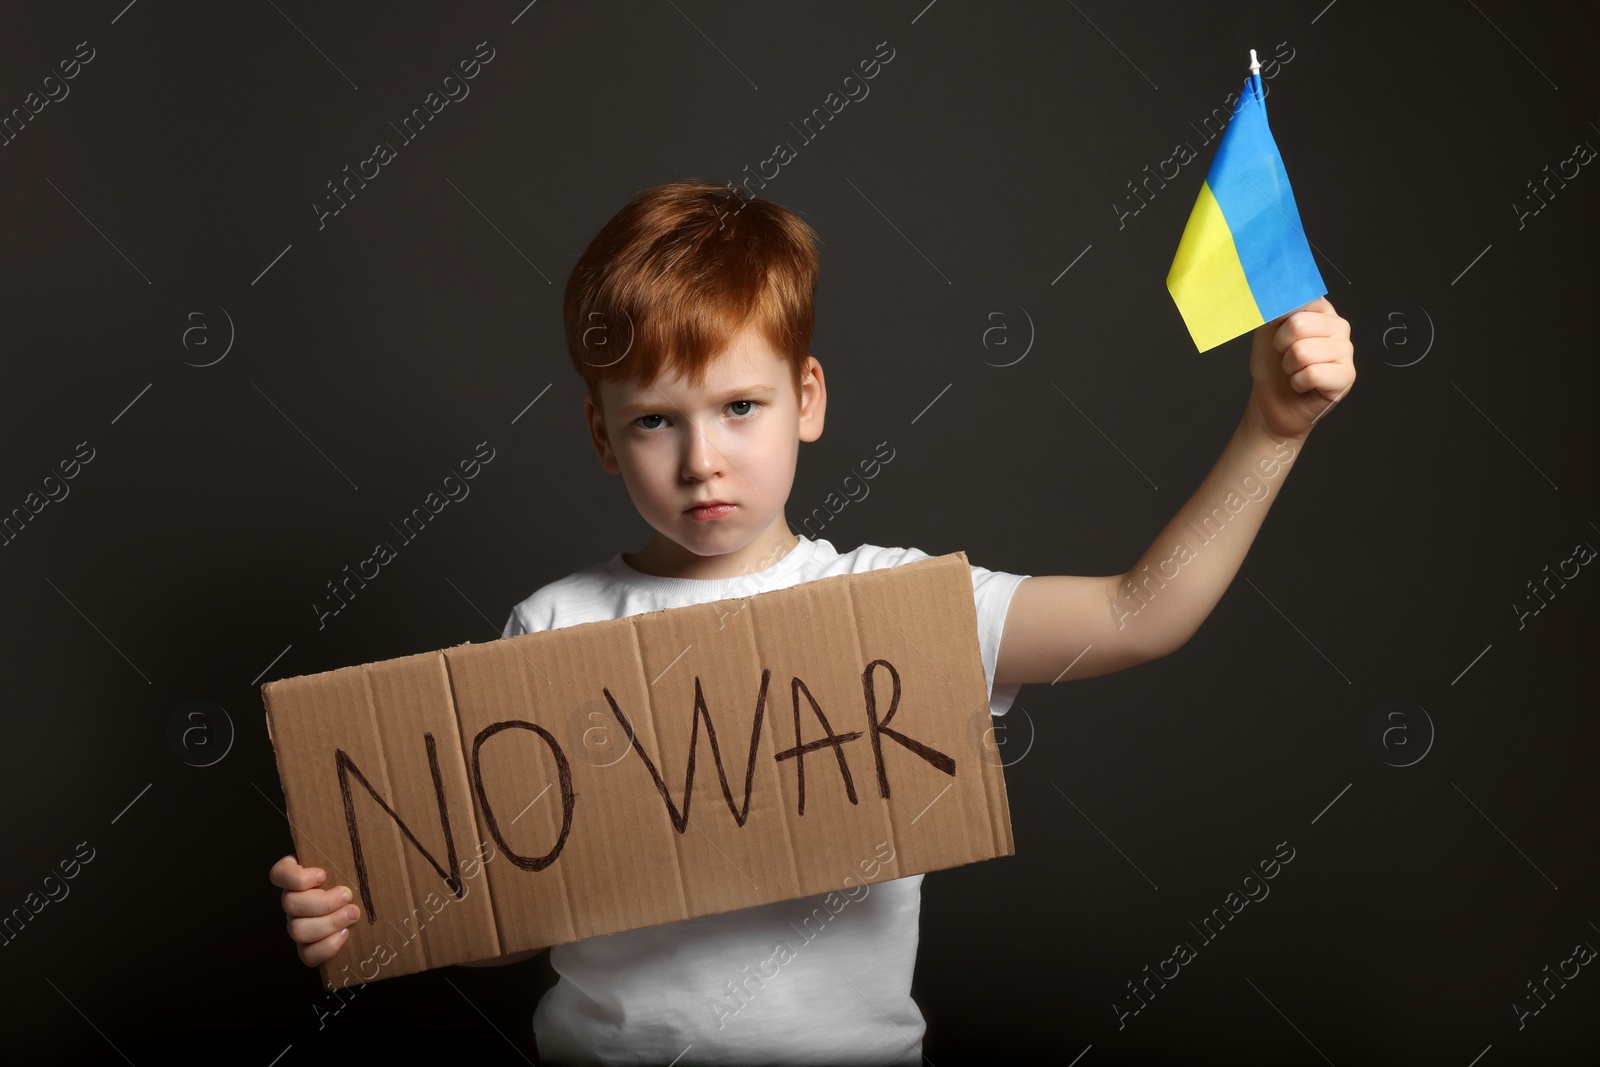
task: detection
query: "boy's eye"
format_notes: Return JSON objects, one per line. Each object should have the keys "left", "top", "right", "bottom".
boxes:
{"left": 633, "top": 401, "right": 757, "bottom": 431}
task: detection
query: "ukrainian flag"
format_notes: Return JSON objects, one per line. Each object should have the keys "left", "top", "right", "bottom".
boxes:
{"left": 1167, "top": 62, "right": 1325, "bottom": 352}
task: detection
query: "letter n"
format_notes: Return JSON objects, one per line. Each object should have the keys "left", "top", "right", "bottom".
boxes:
{"left": 335, "top": 733, "right": 463, "bottom": 922}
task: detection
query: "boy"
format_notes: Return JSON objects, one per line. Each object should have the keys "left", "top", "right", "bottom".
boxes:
{"left": 270, "top": 181, "right": 1354, "bottom": 1064}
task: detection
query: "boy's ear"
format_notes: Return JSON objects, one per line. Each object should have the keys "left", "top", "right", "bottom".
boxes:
{"left": 797, "top": 356, "right": 826, "bottom": 443}
{"left": 584, "top": 394, "right": 621, "bottom": 474}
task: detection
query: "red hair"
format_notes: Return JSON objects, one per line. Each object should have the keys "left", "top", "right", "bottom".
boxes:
{"left": 564, "top": 181, "right": 821, "bottom": 413}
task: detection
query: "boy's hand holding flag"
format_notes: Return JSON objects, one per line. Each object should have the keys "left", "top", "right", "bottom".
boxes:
{"left": 1168, "top": 50, "right": 1353, "bottom": 440}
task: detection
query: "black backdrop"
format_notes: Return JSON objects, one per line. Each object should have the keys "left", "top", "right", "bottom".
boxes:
{"left": 3, "top": 2, "right": 1597, "bottom": 1064}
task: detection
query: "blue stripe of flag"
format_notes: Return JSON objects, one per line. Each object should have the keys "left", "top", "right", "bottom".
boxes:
{"left": 1205, "top": 73, "right": 1325, "bottom": 321}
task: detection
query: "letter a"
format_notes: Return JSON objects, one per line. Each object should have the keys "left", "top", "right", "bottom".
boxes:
{"left": 774, "top": 676, "right": 862, "bottom": 815}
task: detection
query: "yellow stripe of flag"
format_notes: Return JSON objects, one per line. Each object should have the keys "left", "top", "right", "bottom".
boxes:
{"left": 1165, "top": 182, "right": 1263, "bottom": 353}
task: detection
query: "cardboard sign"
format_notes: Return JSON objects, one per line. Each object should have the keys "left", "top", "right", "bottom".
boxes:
{"left": 261, "top": 551, "right": 1014, "bottom": 990}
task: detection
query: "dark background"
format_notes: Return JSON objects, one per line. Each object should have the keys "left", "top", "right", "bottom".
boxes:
{"left": 2, "top": 1, "right": 1596, "bottom": 1063}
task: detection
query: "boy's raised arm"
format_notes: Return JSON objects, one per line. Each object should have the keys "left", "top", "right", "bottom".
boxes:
{"left": 994, "top": 298, "right": 1354, "bottom": 686}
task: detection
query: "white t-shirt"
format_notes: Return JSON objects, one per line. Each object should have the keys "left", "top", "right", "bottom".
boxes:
{"left": 500, "top": 537, "right": 1028, "bottom": 1066}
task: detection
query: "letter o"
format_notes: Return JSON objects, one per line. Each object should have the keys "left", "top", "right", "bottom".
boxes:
{"left": 472, "top": 720, "right": 576, "bottom": 872}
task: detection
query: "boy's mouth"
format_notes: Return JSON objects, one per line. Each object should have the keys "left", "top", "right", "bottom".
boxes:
{"left": 686, "top": 500, "right": 735, "bottom": 520}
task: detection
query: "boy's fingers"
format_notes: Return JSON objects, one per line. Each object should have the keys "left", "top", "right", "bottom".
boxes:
{"left": 288, "top": 905, "right": 361, "bottom": 946}
{"left": 1263, "top": 296, "right": 1331, "bottom": 333}
{"left": 269, "top": 855, "right": 325, "bottom": 891}
{"left": 1280, "top": 338, "right": 1345, "bottom": 376}
{"left": 282, "top": 885, "right": 354, "bottom": 918}
{"left": 1274, "top": 310, "right": 1346, "bottom": 353}
{"left": 298, "top": 927, "right": 351, "bottom": 968}
{"left": 1288, "top": 362, "right": 1344, "bottom": 396}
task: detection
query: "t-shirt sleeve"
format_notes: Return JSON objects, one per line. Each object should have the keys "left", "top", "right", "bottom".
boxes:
{"left": 502, "top": 585, "right": 560, "bottom": 639}
{"left": 969, "top": 562, "right": 1030, "bottom": 717}
{"left": 873, "top": 544, "right": 1030, "bottom": 717}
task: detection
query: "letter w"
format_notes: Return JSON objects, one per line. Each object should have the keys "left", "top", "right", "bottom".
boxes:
{"left": 603, "top": 671, "right": 771, "bottom": 833}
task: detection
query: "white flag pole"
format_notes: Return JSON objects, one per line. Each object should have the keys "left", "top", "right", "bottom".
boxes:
{"left": 1249, "top": 48, "right": 1261, "bottom": 76}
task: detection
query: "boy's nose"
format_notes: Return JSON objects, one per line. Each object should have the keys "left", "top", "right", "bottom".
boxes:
{"left": 681, "top": 421, "right": 726, "bottom": 481}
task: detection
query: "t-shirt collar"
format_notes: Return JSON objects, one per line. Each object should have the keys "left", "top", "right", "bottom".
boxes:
{"left": 602, "top": 535, "right": 820, "bottom": 600}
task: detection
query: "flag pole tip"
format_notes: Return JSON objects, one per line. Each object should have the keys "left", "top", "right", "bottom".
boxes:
{"left": 1248, "top": 48, "right": 1261, "bottom": 75}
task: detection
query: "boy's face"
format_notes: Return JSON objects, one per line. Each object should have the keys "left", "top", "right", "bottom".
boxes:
{"left": 584, "top": 323, "right": 826, "bottom": 579}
